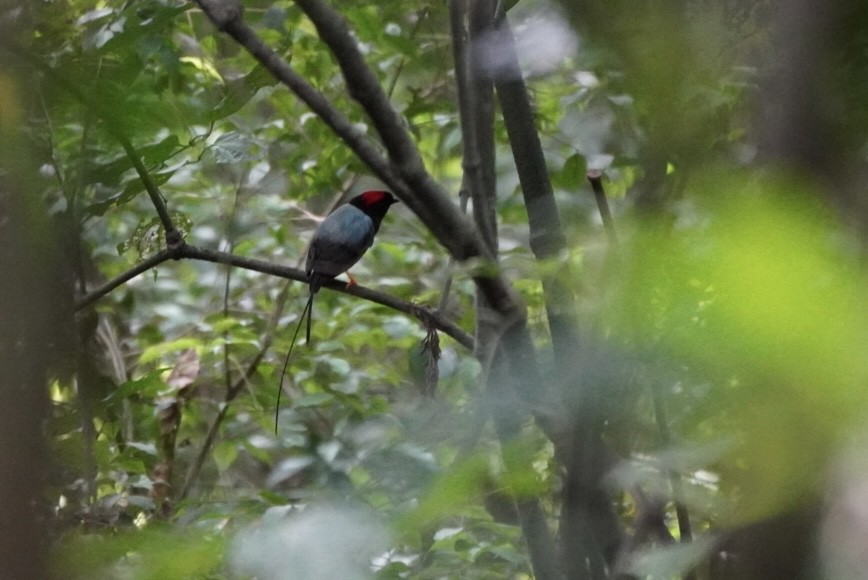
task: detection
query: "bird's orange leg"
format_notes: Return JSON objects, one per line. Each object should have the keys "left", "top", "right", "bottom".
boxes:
{"left": 345, "top": 272, "right": 358, "bottom": 289}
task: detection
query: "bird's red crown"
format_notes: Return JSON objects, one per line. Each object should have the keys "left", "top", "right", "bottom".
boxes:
{"left": 349, "top": 190, "right": 397, "bottom": 220}
{"left": 360, "top": 190, "right": 390, "bottom": 206}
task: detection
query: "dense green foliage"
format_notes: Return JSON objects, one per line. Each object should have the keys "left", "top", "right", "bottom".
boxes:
{"left": 3, "top": 0, "right": 868, "bottom": 578}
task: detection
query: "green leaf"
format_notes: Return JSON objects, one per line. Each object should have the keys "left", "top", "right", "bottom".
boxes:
{"left": 107, "top": 372, "right": 166, "bottom": 402}
{"left": 126, "top": 441, "right": 158, "bottom": 456}
{"left": 209, "top": 132, "right": 259, "bottom": 163}
{"left": 138, "top": 339, "right": 202, "bottom": 365}
{"left": 553, "top": 153, "right": 586, "bottom": 191}
{"left": 294, "top": 392, "right": 335, "bottom": 408}
{"left": 52, "top": 529, "right": 225, "bottom": 580}
{"left": 213, "top": 440, "right": 239, "bottom": 472}
{"left": 396, "top": 454, "right": 489, "bottom": 536}
{"left": 209, "top": 65, "right": 279, "bottom": 121}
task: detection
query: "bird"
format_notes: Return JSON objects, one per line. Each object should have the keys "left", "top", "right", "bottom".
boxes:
{"left": 303, "top": 190, "right": 399, "bottom": 342}
{"left": 276, "top": 190, "right": 399, "bottom": 429}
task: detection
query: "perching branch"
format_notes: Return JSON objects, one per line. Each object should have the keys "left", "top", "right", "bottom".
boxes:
{"left": 181, "top": 245, "right": 473, "bottom": 348}
{"left": 74, "top": 243, "right": 474, "bottom": 350}
{"left": 193, "top": 0, "right": 531, "bottom": 388}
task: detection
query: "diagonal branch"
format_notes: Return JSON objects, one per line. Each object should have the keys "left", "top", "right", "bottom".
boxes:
{"left": 294, "top": 0, "right": 418, "bottom": 168}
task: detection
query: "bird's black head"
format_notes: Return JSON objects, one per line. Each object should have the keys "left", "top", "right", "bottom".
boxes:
{"left": 349, "top": 190, "right": 399, "bottom": 224}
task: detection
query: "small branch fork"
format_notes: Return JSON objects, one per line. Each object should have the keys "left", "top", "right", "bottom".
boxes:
{"left": 117, "top": 135, "right": 183, "bottom": 248}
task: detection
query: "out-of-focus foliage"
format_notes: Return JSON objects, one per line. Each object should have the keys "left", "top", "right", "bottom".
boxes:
{"left": 6, "top": 0, "right": 868, "bottom": 577}
{"left": 608, "top": 171, "right": 868, "bottom": 521}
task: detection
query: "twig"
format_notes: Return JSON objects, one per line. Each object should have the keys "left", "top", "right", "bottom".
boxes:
{"left": 221, "top": 172, "right": 246, "bottom": 422}
{"left": 587, "top": 170, "right": 619, "bottom": 247}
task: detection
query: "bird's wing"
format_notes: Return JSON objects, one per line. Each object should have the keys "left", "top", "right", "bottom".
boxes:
{"left": 307, "top": 238, "right": 368, "bottom": 277}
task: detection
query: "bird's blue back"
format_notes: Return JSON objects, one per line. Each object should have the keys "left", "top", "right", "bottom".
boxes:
{"left": 316, "top": 204, "right": 374, "bottom": 247}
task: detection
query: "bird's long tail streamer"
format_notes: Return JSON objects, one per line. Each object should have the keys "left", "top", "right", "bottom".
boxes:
{"left": 275, "top": 292, "right": 314, "bottom": 433}
{"left": 305, "top": 292, "right": 314, "bottom": 344}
